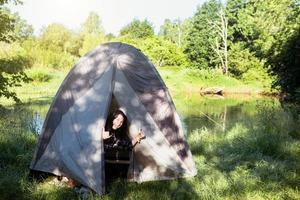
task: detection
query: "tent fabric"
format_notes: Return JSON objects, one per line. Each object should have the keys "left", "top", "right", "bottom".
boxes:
{"left": 30, "top": 42, "right": 197, "bottom": 194}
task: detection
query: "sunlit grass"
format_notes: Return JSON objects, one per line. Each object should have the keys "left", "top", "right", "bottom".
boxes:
{"left": 157, "top": 66, "right": 274, "bottom": 99}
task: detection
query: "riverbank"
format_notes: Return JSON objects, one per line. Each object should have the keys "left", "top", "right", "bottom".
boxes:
{"left": 157, "top": 66, "right": 276, "bottom": 98}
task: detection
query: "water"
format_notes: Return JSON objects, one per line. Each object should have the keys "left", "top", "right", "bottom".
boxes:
{"left": 0, "top": 102, "right": 48, "bottom": 135}
{"left": 176, "top": 94, "right": 282, "bottom": 135}
{"left": 1, "top": 94, "right": 297, "bottom": 137}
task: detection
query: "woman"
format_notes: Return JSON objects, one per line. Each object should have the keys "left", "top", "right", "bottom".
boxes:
{"left": 102, "top": 110, "right": 145, "bottom": 149}
{"left": 102, "top": 110, "right": 145, "bottom": 182}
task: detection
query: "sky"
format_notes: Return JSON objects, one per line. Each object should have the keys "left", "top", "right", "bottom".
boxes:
{"left": 8, "top": 0, "right": 205, "bottom": 35}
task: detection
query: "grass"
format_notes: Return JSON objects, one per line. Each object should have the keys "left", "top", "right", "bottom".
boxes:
{"left": 0, "top": 66, "right": 299, "bottom": 199}
{"left": 0, "top": 67, "right": 67, "bottom": 106}
{"left": 157, "top": 66, "right": 275, "bottom": 99}
{"left": 187, "top": 104, "right": 300, "bottom": 199}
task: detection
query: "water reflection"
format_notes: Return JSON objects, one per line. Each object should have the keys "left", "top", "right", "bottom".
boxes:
{"left": 0, "top": 103, "right": 48, "bottom": 135}
{"left": 178, "top": 94, "right": 280, "bottom": 135}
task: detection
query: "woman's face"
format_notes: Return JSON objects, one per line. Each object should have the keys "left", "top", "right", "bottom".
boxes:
{"left": 112, "top": 114, "right": 124, "bottom": 130}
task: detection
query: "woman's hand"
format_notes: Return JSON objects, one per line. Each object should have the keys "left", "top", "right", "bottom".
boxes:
{"left": 135, "top": 130, "right": 146, "bottom": 144}
{"left": 131, "top": 129, "right": 146, "bottom": 146}
{"left": 102, "top": 127, "right": 111, "bottom": 139}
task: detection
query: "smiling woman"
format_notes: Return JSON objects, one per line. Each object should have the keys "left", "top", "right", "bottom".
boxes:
{"left": 103, "top": 109, "right": 145, "bottom": 150}
{"left": 103, "top": 109, "right": 145, "bottom": 184}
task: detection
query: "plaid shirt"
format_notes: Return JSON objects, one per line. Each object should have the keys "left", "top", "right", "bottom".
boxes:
{"left": 103, "top": 133, "right": 133, "bottom": 151}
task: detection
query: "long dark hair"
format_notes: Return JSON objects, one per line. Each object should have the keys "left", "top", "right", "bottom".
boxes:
{"left": 106, "top": 110, "right": 128, "bottom": 139}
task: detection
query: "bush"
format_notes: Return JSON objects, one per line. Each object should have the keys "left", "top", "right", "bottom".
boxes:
{"left": 28, "top": 69, "right": 52, "bottom": 82}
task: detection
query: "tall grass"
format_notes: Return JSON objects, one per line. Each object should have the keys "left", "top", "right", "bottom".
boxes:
{"left": 188, "top": 103, "right": 300, "bottom": 199}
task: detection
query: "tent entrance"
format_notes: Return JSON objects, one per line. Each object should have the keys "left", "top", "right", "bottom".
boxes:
{"left": 104, "top": 95, "right": 133, "bottom": 183}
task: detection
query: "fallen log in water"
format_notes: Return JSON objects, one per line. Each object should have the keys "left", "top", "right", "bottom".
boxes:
{"left": 200, "top": 87, "right": 224, "bottom": 95}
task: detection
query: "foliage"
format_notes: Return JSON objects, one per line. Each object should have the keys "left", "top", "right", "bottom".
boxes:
{"left": 81, "top": 11, "right": 104, "bottom": 35}
{"left": 79, "top": 32, "right": 105, "bottom": 56}
{"left": 0, "top": 1, "right": 33, "bottom": 102}
{"left": 11, "top": 11, "right": 33, "bottom": 40}
{"left": 159, "top": 18, "right": 191, "bottom": 47}
{"left": 116, "top": 36, "right": 188, "bottom": 67}
{"left": 22, "top": 38, "right": 77, "bottom": 69}
{"left": 0, "top": 40, "right": 31, "bottom": 102}
{"left": 0, "top": 6, "right": 14, "bottom": 42}
{"left": 225, "top": 0, "right": 299, "bottom": 94}
{"left": 184, "top": 0, "right": 221, "bottom": 69}
{"left": 39, "top": 23, "right": 72, "bottom": 52}
{"left": 28, "top": 70, "right": 52, "bottom": 82}
{"left": 228, "top": 42, "right": 263, "bottom": 77}
{"left": 267, "top": 26, "right": 300, "bottom": 98}
{"left": 79, "top": 12, "right": 106, "bottom": 56}
{"left": 64, "top": 33, "right": 82, "bottom": 57}
{"left": 120, "top": 19, "right": 154, "bottom": 39}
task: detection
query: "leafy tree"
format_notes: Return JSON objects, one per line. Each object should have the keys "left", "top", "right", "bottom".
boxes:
{"left": 226, "top": 0, "right": 295, "bottom": 58}
{"left": 0, "top": 7, "right": 14, "bottom": 42}
{"left": 40, "top": 23, "right": 72, "bottom": 52}
{"left": 267, "top": 4, "right": 300, "bottom": 98}
{"left": 117, "top": 36, "right": 187, "bottom": 67}
{"left": 184, "top": 0, "right": 221, "bottom": 69}
{"left": 81, "top": 11, "right": 104, "bottom": 35}
{"left": 226, "top": 0, "right": 299, "bottom": 91}
{"left": 0, "top": 0, "right": 31, "bottom": 102}
{"left": 0, "top": 42, "right": 31, "bottom": 102}
{"left": 64, "top": 33, "right": 82, "bottom": 57}
{"left": 159, "top": 18, "right": 190, "bottom": 47}
{"left": 12, "top": 12, "right": 33, "bottom": 40}
{"left": 120, "top": 19, "right": 154, "bottom": 39}
{"left": 106, "top": 33, "right": 115, "bottom": 41}
{"left": 79, "top": 12, "right": 105, "bottom": 56}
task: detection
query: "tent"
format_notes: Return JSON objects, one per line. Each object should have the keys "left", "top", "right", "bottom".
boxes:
{"left": 30, "top": 42, "right": 197, "bottom": 194}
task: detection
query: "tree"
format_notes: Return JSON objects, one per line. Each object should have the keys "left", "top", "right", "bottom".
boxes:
{"left": 267, "top": 2, "right": 300, "bottom": 99}
{"left": 82, "top": 11, "right": 104, "bottom": 35}
{"left": 79, "top": 12, "right": 105, "bottom": 56}
{"left": 0, "top": 0, "right": 31, "bottom": 102}
{"left": 40, "top": 23, "right": 72, "bottom": 52}
{"left": 116, "top": 36, "right": 187, "bottom": 67}
{"left": 120, "top": 19, "right": 154, "bottom": 39}
{"left": 106, "top": 33, "right": 115, "bottom": 41}
{"left": 225, "top": 0, "right": 298, "bottom": 88}
{"left": 184, "top": 0, "right": 221, "bottom": 69}
{"left": 159, "top": 18, "right": 187, "bottom": 47}
{"left": 12, "top": 12, "right": 33, "bottom": 40}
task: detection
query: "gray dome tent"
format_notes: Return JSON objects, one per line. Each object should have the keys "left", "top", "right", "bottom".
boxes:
{"left": 30, "top": 42, "right": 197, "bottom": 194}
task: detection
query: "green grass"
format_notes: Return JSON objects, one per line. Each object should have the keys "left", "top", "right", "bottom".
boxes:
{"left": 0, "top": 67, "right": 67, "bottom": 106}
{"left": 187, "top": 104, "right": 300, "bottom": 199}
{"left": 0, "top": 66, "right": 298, "bottom": 199}
{"left": 157, "top": 66, "right": 275, "bottom": 99}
